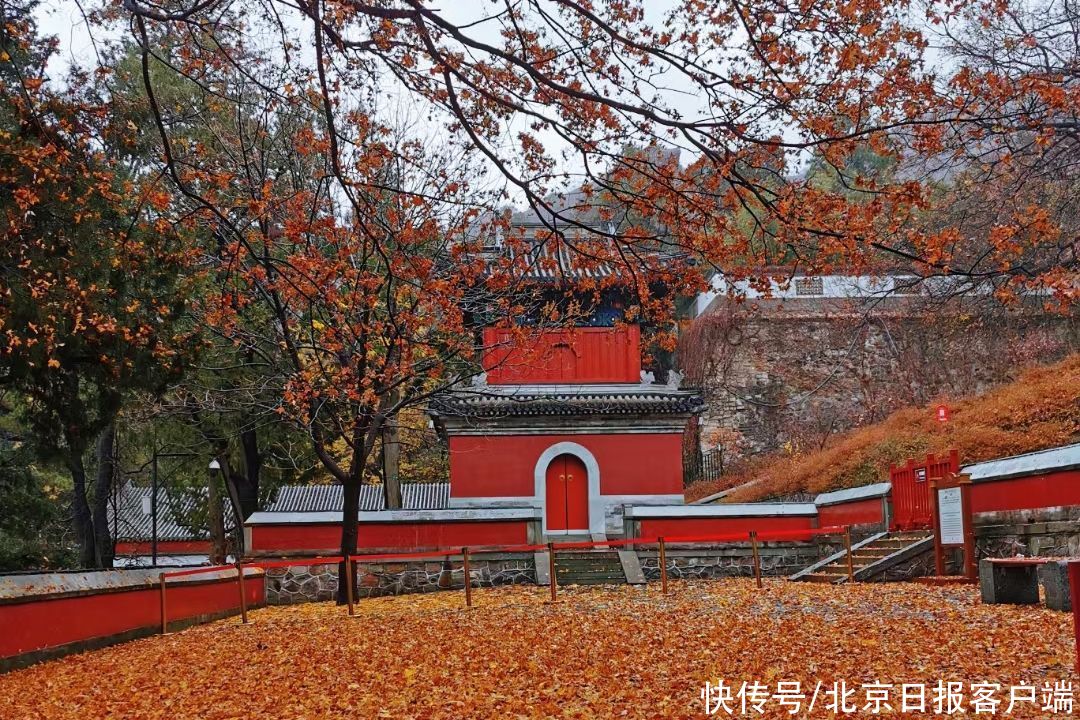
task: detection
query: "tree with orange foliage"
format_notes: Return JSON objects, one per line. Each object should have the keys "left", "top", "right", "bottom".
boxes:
{"left": 103, "top": 0, "right": 1078, "bottom": 591}
{"left": 0, "top": 1, "right": 193, "bottom": 567}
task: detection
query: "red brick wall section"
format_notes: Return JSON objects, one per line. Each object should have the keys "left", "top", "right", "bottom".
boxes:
{"left": 637, "top": 515, "right": 816, "bottom": 540}
{"left": 817, "top": 498, "right": 884, "bottom": 528}
{"left": 248, "top": 520, "right": 531, "bottom": 554}
{"left": 449, "top": 433, "right": 684, "bottom": 498}
{"left": 970, "top": 470, "right": 1080, "bottom": 514}
{"left": 0, "top": 572, "right": 265, "bottom": 661}
{"left": 358, "top": 521, "right": 528, "bottom": 550}
{"left": 114, "top": 540, "right": 212, "bottom": 555}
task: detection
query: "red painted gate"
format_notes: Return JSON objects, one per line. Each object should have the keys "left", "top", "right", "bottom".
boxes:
{"left": 890, "top": 449, "right": 959, "bottom": 531}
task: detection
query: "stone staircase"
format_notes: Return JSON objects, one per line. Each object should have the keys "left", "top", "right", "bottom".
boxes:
{"left": 552, "top": 551, "right": 628, "bottom": 585}
{"left": 789, "top": 530, "right": 934, "bottom": 584}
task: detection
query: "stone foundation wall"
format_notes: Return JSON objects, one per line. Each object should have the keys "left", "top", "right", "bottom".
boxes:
{"left": 638, "top": 542, "right": 830, "bottom": 581}
{"left": 265, "top": 554, "right": 536, "bottom": 604}
{"left": 975, "top": 507, "right": 1080, "bottom": 560}
{"left": 264, "top": 543, "right": 844, "bottom": 603}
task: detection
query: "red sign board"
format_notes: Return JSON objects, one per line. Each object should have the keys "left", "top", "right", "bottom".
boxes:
{"left": 936, "top": 405, "right": 949, "bottom": 423}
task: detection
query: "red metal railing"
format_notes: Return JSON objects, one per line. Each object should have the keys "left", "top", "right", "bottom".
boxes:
{"left": 156, "top": 525, "right": 852, "bottom": 630}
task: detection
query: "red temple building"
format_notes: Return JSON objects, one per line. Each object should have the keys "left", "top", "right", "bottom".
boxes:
{"left": 243, "top": 217, "right": 706, "bottom": 553}
{"left": 430, "top": 317, "right": 703, "bottom": 540}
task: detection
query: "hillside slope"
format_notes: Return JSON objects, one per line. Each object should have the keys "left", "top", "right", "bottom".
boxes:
{"left": 686, "top": 353, "right": 1080, "bottom": 503}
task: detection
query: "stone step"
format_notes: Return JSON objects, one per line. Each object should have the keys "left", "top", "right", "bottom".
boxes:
{"left": 555, "top": 566, "right": 624, "bottom": 578}
{"left": 853, "top": 547, "right": 895, "bottom": 557}
{"left": 554, "top": 551, "right": 625, "bottom": 585}
{"left": 890, "top": 531, "right": 933, "bottom": 540}
{"left": 552, "top": 561, "right": 622, "bottom": 574}
{"left": 555, "top": 574, "right": 625, "bottom": 586}
{"left": 812, "top": 566, "right": 850, "bottom": 575}
{"left": 870, "top": 541, "right": 913, "bottom": 550}
{"left": 790, "top": 529, "right": 935, "bottom": 583}
{"left": 802, "top": 574, "right": 842, "bottom": 583}
{"left": 555, "top": 551, "right": 621, "bottom": 560}
{"left": 555, "top": 554, "right": 622, "bottom": 563}
{"left": 555, "top": 569, "right": 624, "bottom": 582}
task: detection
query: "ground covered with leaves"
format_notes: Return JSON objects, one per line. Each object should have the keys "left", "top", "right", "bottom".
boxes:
{"left": 1, "top": 580, "right": 1076, "bottom": 718}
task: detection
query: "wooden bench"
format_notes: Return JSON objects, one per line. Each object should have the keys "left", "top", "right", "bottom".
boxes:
{"left": 979, "top": 557, "right": 1072, "bottom": 611}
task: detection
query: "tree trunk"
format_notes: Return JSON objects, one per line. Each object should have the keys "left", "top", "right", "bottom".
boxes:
{"left": 382, "top": 420, "right": 402, "bottom": 510}
{"left": 336, "top": 479, "right": 361, "bottom": 604}
{"left": 236, "top": 426, "right": 262, "bottom": 517}
{"left": 91, "top": 424, "right": 116, "bottom": 568}
{"left": 208, "top": 469, "right": 227, "bottom": 564}
{"left": 68, "top": 452, "right": 97, "bottom": 568}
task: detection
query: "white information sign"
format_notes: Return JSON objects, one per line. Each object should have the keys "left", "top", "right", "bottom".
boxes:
{"left": 937, "top": 487, "right": 965, "bottom": 545}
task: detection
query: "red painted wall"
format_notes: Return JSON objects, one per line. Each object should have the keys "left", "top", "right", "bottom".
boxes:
{"left": 0, "top": 574, "right": 264, "bottom": 660}
{"left": 449, "top": 433, "right": 684, "bottom": 499}
{"left": 115, "top": 540, "right": 212, "bottom": 555}
{"left": 250, "top": 523, "right": 341, "bottom": 553}
{"left": 360, "top": 521, "right": 528, "bottom": 550}
{"left": 818, "top": 498, "right": 885, "bottom": 527}
{"left": 483, "top": 326, "right": 641, "bottom": 384}
{"left": 971, "top": 469, "right": 1080, "bottom": 514}
{"left": 637, "top": 515, "right": 816, "bottom": 540}
{"left": 249, "top": 520, "right": 530, "bottom": 554}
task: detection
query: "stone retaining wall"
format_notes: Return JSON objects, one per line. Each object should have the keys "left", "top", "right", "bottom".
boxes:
{"left": 975, "top": 508, "right": 1080, "bottom": 560}
{"left": 638, "top": 542, "right": 831, "bottom": 581}
{"left": 264, "top": 543, "right": 842, "bottom": 603}
{"left": 265, "top": 554, "right": 535, "bottom": 604}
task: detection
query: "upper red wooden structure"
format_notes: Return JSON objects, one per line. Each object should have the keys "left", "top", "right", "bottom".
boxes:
{"left": 433, "top": 318, "right": 701, "bottom": 538}
{"left": 481, "top": 325, "right": 642, "bottom": 384}
{"left": 430, "top": 240, "right": 702, "bottom": 539}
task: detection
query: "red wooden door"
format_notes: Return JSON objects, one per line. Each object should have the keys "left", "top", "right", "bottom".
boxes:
{"left": 545, "top": 454, "right": 589, "bottom": 533}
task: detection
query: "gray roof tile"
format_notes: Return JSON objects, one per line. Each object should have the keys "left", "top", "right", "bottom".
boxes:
{"left": 263, "top": 483, "right": 450, "bottom": 513}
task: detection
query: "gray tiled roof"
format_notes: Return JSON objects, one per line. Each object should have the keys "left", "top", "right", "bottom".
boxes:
{"left": 507, "top": 239, "right": 618, "bottom": 281}
{"left": 110, "top": 484, "right": 233, "bottom": 542}
{"left": 963, "top": 442, "right": 1080, "bottom": 482}
{"left": 430, "top": 384, "right": 703, "bottom": 417}
{"left": 111, "top": 483, "right": 450, "bottom": 539}
{"left": 263, "top": 483, "right": 450, "bottom": 513}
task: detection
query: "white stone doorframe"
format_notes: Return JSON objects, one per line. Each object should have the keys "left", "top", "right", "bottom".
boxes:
{"left": 533, "top": 441, "right": 603, "bottom": 537}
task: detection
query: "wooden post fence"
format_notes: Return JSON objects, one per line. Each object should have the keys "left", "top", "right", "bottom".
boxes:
{"left": 750, "top": 531, "right": 762, "bottom": 588}
{"left": 658, "top": 537, "right": 668, "bottom": 594}
{"left": 547, "top": 542, "right": 557, "bottom": 602}
{"left": 344, "top": 557, "right": 356, "bottom": 617}
{"left": 159, "top": 572, "right": 167, "bottom": 635}
{"left": 236, "top": 561, "right": 249, "bottom": 624}
{"left": 462, "top": 547, "right": 473, "bottom": 608}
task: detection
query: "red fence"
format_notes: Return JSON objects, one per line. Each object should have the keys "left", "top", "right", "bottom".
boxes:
{"left": 3, "top": 524, "right": 854, "bottom": 670}
{"left": 890, "top": 450, "right": 959, "bottom": 531}
{"left": 1, "top": 568, "right": 265, "bottom": 670}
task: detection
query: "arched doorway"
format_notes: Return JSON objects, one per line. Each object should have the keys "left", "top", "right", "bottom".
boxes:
{"left": 544, "top": 453, "right": 589, "bottom": 533}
